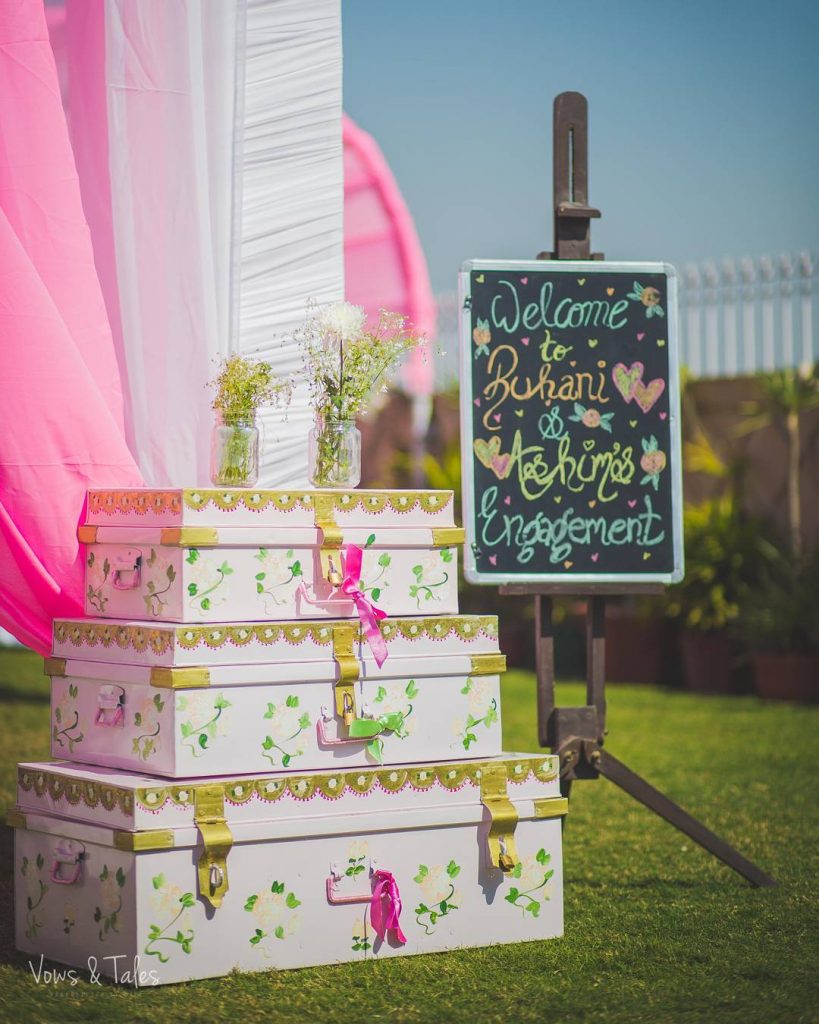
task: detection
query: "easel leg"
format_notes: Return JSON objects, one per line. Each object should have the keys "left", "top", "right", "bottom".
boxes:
{"left": 597, "top": 749, "right": 776, "bottom": 887}
{"left": 535, "top": 595, "right": 555, "bottom": 748}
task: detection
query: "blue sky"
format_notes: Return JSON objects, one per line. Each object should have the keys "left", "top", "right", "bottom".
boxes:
{"left": 342, "top": 0, "right": 819, "bottom": 292}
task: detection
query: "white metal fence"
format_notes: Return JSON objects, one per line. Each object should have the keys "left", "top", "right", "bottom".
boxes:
{"left": 433, "top": 250, "right": 818, "bottom": 387}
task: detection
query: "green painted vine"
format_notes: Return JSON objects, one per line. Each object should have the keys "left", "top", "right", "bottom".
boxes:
{"left": 52, "top": 683, "right": 84, "bottom": 753}
{"left": 414, "top": 860, "right": 460, "bottom": 934}
{"left": 260, "top": 695, "right": 310, "bottom": 768}
{"left": 93, "top": 864, "right": 126, "bottom": 941}
{"left": 86, "top": 552, "right": 110, "bottom": 613}
{"left": 21, "top": 853, "right": 47, "bottom": 941}
{"left": 179, "top": 693, "right": 231, "bottom": 757}
{"left": 144, "top": 549, "right": 177, "bottom": 616}
{"left": 185, "top": 549, "right": 233, "bottom": 611}
{"left": 144, "top": 874, "right": 195, "bottom": 962}
{"left": 254, "top": 548, "right": 302, "bottom": 606}
{"left": 408, "top": 548, "right": 452, "bottom": 609}
{"left": 504, "top": 849, "right": 555, "bottom": 916}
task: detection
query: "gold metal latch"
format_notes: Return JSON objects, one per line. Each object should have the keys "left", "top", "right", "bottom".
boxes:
{"left": 314, "top": 494, "right": 344, "bottom": 586}
{"left": 193, "top": 785, "right": 233, "bottom": 909}
{"left": 332, "top": 624, "right": 359, "bottom": 726}
{"left": 480, "top": 764, "right": 519, "bottom": 872}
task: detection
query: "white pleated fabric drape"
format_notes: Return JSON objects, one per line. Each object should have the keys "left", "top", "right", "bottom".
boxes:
{"left": 239, "top": 0, "right": 344, "bottom": 485}
{"left": 72, "top": 0, "right": 343, "bottom": 487}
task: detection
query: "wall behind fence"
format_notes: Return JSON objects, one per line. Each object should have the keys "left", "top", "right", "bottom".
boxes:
{"left": 433, "top": 250, "right": 818, "bottom": 387}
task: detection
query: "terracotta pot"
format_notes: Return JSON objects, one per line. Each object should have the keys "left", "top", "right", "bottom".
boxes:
{"left": 752, "top": 652, "right": 819, "bottom": 703}
{"left": 680, "top": 630, "right": 737, "bottom": 693}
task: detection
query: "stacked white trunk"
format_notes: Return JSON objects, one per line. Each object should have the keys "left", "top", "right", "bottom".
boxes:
{"left": 12, "top": 488, "right": 565, "bottom": 984}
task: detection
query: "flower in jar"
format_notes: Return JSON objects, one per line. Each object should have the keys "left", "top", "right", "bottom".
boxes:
{"left": 318, "top": 301, "right": 367, "bottom": 343}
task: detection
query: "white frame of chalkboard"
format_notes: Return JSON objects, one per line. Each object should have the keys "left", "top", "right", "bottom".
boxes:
{"left": 459, "top": 258, "right": 684, "bottom": 586}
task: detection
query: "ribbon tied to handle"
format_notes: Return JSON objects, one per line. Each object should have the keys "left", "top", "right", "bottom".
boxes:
{"left": 340, "top": 544, "right": 388, "bottom": 667}
{"left": 370, "top": 870, "right": 407, "bottom": 944}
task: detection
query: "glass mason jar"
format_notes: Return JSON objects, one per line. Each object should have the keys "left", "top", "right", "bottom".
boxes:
{"left": 308, "top": 418, "right": 361, "bottom": 488}
{"left": 210, "top": 413, "right": 260, "bottom": 487}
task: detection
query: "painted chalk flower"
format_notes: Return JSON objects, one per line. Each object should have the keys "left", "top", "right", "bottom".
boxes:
{"left": 569, "top": 402, "right": 614, "bottom": 433}
{"left": 627, "top": 281, "right": 665, "bottom": 319}
{"left": 472, "top": 318, "right": 492, "bottom": 357}
{"left": 639, "top": 435, "right": 667, "bottom": 491}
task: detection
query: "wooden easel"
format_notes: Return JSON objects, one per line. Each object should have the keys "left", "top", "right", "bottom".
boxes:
{"left": 500, "top": 92, "right": 775, "bottom": 888}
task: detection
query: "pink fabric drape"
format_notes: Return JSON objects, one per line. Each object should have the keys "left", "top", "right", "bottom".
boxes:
{"left": 343, "top": 115, "right": 436, "bottom": 395}
{"left": 0, "top": 0, "right": 142, "bottom": 654}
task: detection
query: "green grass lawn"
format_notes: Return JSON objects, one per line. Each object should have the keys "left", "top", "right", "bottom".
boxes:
{"left": 0, "top": 648, "right": 816, "bottom": 1024}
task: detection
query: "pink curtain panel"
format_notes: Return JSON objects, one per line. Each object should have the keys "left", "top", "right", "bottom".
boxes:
{"left": 0, "top": 0, "right": 142, "bottom": 654}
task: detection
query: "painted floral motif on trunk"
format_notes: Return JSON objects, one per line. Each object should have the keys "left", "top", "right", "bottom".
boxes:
{"left": 178, "top": 692, "right": 232, "bottom": 758}
{"left": 504, "top": 848, "right": 555, "bottom": 916}
{"left": 145, "top": 874, "right": 195, "bottom": 963}
{"left": 52, "top": 682, "right": 84, "bottom": 753}
{"left": 414, "top": 860, "right": 461, "bottom": 934}
{"left": 260, "top": 695, "right": 310, "bottom": 768}
{"left": 409, "top": 549, "right": 453, "bottom": 609}
{"left": 86, "top": 551, "right": 110, "bottom": 613}
{"left": 364, "top": 679, "right": 418, "bottom": 762}
{"left": 452, "top": 676, "right": 498, "bottom": 750}
{"left": 185, "top": 549, "right": 233, "bottom": 613}
{"left": 360, "top": 534, "right": 392, "bottom": 603}
{"left": 244, "top": 879, "right": 302, "bottom": 948}
{"left": 133, "top": 692, "right": 165, "bottom": 761}
{"left": 21, "top": 853, "right": 47, "bottom": 941}
{"left": 143, "top": 548, "right": 177, "bottom": 616}
{"left": 254, "top": 548, "right": 303, "bottom": 611}
{"left": 94, "top": 864, "right": 126, "bottom": 941}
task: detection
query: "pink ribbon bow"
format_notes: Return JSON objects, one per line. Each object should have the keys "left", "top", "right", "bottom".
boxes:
{"left": 370, "top": 870, "right": 407, "bottom": 944}
{"left": 341, "top": 544, "right": 388, "bottom": 667}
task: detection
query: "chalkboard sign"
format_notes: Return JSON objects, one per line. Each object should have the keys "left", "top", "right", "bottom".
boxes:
{"left": 459, "top": 260, "right": 683, "bottom": 585}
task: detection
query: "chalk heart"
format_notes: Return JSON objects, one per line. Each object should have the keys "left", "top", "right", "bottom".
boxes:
{"left": 657, "top": 339, "right": 666, "bottom": 347}
{"left": 569, "top": 360, "right": 577, "bottom": 367}
{"left": 597, "top": 360, "right": 606, "bottom": 369}
{"left": 473, "top": 436, "right": 501, "bottom": 469}
{"left": 588, "top": 499, "right": 597, "bottom": 508}
{"left": 627, "top": 499, "right": 637, "bottom": 509}
{"left": 493, "top": 413, "right": 501, "bottom": 423}
{"left": 612, "top": 361, "right": 644, "bottom": 402}
{"left": 659, "top": 411, "right": 668, "bottom": 420}
{"left": 473, "top": 398, "right": 481, "bottom": 407}
{"left": 476, "top": 274, "right": 485, "bottom": 283}
{"left": 591, "top": 552, "right": 600, "bottom": 562}
{"left": 515, "top": 409, "right": 524, "bottom": 418}
{"left": 553, "top": 495, "right": 562, "bottom": 504}
{"left": 564, "top": 561, "right": 573, "bottom": 569}
{"left": 577, "top": 278, "right": 586, "bottom": 285}
{"left": 490, "top": 453, "right": 512, "bottom": 480}
{"left": 629, "top": 419, "right": 637, "bottom": 428}
{"left": 637, "top": 332, "right": 646, "bottom": 341}
{"left": 583, "top": 439, "right": 595, "bottom": 452}
{"left": 606, "top": 287, "right": 615, "bottom": 296}
{"left": 504, "top": 495, "right": 511, "bottom": 505}
{"left": 633, "top": 377, "right": 665, "bottom": 413}
{"left": 643, "top": 552, "right": 651, "bottom": 561}
{"left": 488, "top": 554, "right": 497, "bottom": 566}
{"left": 520, "top": 276, "right": 528, "bottom": 285}
{"left": 521, "top": 336, "right": 530, "bottom": 346}
{"left": 588, "top": 338, "right": 599, "bottom": 348}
